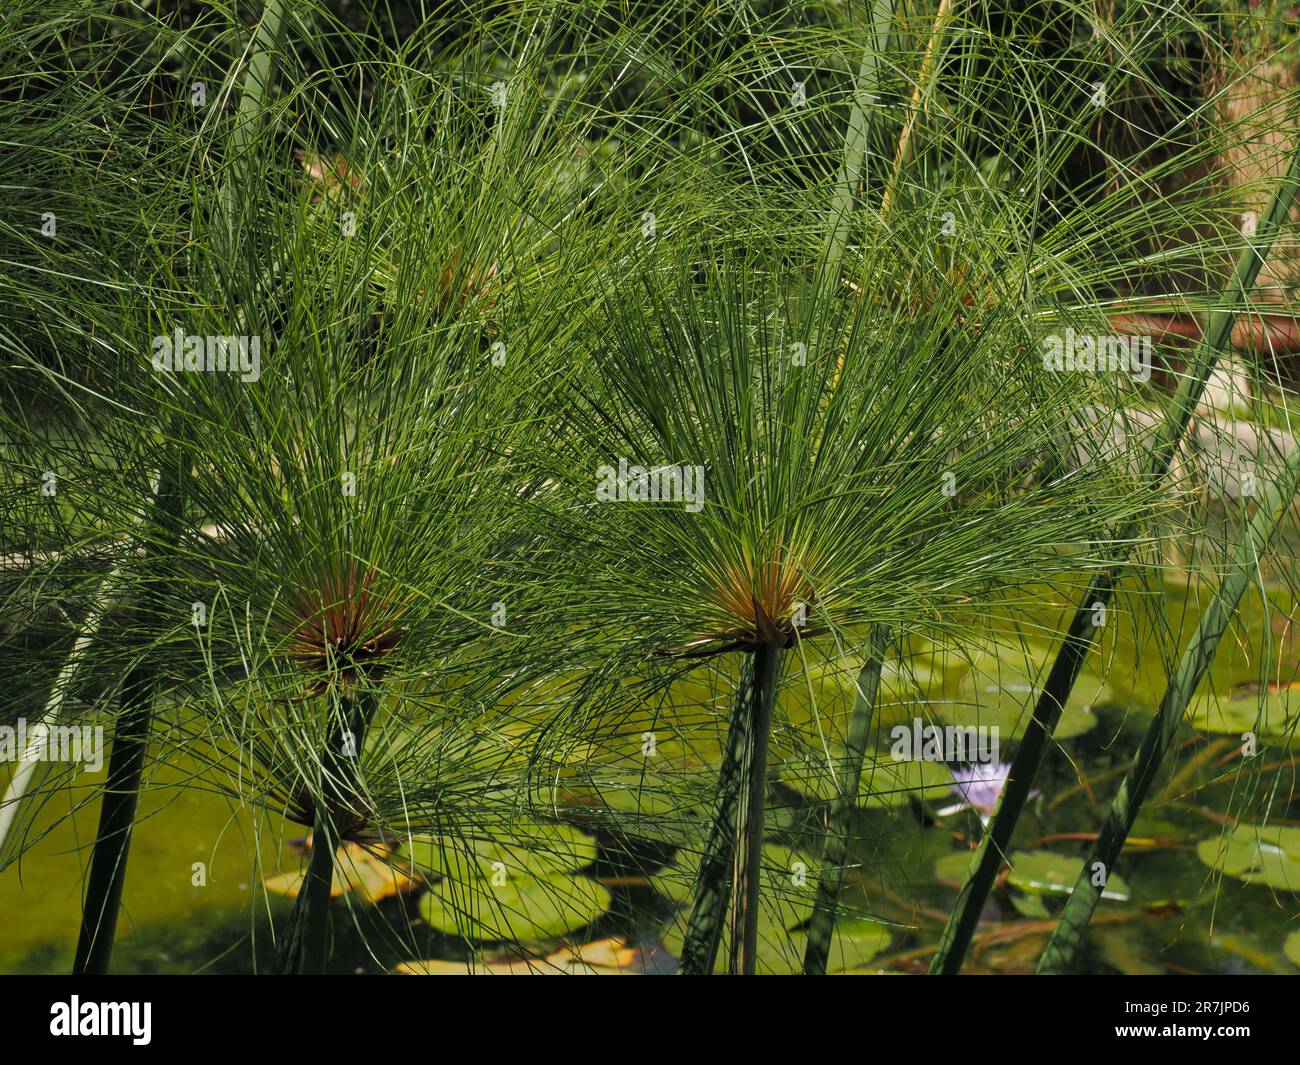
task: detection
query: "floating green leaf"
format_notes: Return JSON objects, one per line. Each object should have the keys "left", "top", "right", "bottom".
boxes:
{"left": 418, "top": 872, "right": 611, "bottom": 943}
{"left": 656, "top": 842, "right": 890, "bottom": 972}
{"left": 781, "top": 755, "right": 952, "bottom": 806}
{"left": 938, "top": 676, "right": 1102, "bottom": 740}
{"left": 933, "top": 851, "right": 976, "bottom": 887}
{"left": 1007, "top": 850, "right": 1131, "bottom": 900}
{"left": 1186, "top": 685, "right": 1300, "bottom": 742}
{"left": 400, "top": 819, "right": 597, "bottom": 882}
{"left": 1009, "top": 892, "right": 1053, "bottom": 918}
{"left": 1284, "top": 930, "right": 1300, "bottom": 968}
{"left": 662, "top": 905, "right": 890, "bottom": 974}
{"left": 1196, "top": 825, "right": 1300, "bottom": 892}
{"left": 652, "top": 844, "right": 820, "bottom": 912}
{"left": 861, "top": 758, "right": 955, "bottom": 808}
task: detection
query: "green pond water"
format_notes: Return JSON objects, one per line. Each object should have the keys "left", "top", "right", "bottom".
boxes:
{"left": 3, "top": 575, "right": 1299, "bottom": 974}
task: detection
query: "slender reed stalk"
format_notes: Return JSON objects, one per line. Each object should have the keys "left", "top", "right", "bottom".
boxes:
{"left": 72, "top": 453, "right": 188, "bottom": 974}
{"left": 825, "top": 2, "right": 894, "bottom": 391}
{"left": 727, "top": 643, "right": 782, "bottom": 975}
{"left": 1036, "top": 441, "right": 1300, "bottom": 973}
{"left": 678, "top": 646, "right": 782, "bottom": 974}
{"left": 803, "top": 22, "right": 900, "bottom": 961}
{"left": 296, "top": 808, "right": 339, "bottom": 973}
{"left": 821, "top": 0, "right": 894, "bottom": 274}
{"left": 879, "top": 0, "right": 956, "bottom": 219}
{"left": 220, "top": 0, "right": 288, "bottom": 255}
{"left": 674, "top": 716, "right": 743, "bottom": 971}
{"left": 0, "top": 558, "right": 127, "bottom": 857}
{"left": 286, "top": 691, "right": 373, "bottom": 975}
{"left": 802, "top": 623, "right": 890, "bottom": 974}
{"left": 929, "top": 139, "right": 1300, "bottom": 975}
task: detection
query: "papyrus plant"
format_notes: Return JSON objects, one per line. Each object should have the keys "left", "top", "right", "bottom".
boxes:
{"left": 524, "top": 231, "right": 1164, "bottom": 973}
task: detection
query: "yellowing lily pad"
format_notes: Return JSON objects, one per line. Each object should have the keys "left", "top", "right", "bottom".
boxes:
{"left": 400, "top": 819, "right": 597, "bottom": 882}
{"left": 418, "top": 872, "right": 611, "bottom": 943}
{"left": 1196, "top": 824, "right": 1300, "bottom": 892}
{"left": 1006, "top": 850, "right": 1131, "bottom": 900}
{"left": 395, "top": 937, "right": 645, "bottom": 975}
{"left": 395, "top": 956, "right": 574, "bottom": 975}
{"left": 264, "top": 841, "right": 416, "bottom": 903}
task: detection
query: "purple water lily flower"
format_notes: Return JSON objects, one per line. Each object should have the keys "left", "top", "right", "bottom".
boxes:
{"left": 937, "top": 762, "right": 1039, "bottom": 823}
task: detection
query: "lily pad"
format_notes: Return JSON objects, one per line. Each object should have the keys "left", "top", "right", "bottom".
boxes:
{"left": 551, "top": 769, "right": 711, "bottom": 845}
{"left": 655, "top": 843, "right": 888, "bottom": 972}
{"left": 861, "top": 758, "right": 955, "bottom": 807}
{"left": 937, "top": 676, "right": 1101, "bottom": 741}
{"left": 789, "top": 650, "right": 948, "bottom": 729}
{"left": 1009, "top": 892, "right": 1053, "bottom": 918}
{"left": 780, "top": 755, "right": 953, "bottom": 807}
{"left": 1185, "top": 685, "right": 1300, "bottom": 742}
{"left": 1006, "top": 850, "right": 1131, "bottom": 900}
{"left": 418, "top": 872, "right": 612, "bottom": 943}
{"left": 1196, "top": 824, "right": 1300, "bottom": 892}
{"left": 1284, "top": 930, "right": 1300, "bottom": 968}
{"left": 661, "top": 908, "right": 890, "bottom": 974}
{"left": 264, "top": 841, "right": 416, "bottom": 903}
{"left": 803, "top": 918, "right": 892, "bottom": 974}
{"left": 650, "top": 844, "right": 820, "bottom": 915}
{"left": 933, "top": 850, "right": 976, "bottom": 887}
{"left": 647, "top": 863, "right": 696, "bottom": 905}
{"left": 395, "top": 937, "right": 648, "bottom": 975}
{"left": 400, "top": 818, "right": 597, "bottom": 882}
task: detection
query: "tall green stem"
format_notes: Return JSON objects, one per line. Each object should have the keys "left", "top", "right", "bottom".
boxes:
{"left": 297, "top": 806, "right": 338, "bottom": 974}
{"left": 879, "top": 0, "right": 956, "bottom": 220}
{"left": 727, "top": 642, "right": 782, "bottom": 975}
{"left": 0, "top": 560, "right": 126, "bottom": 859}
{"left": 72, "top": 452, "right": 188, "bottom": 974}
{"left": 279, "top": 690, "right": 371, "bottom": 975}
{"left": 1037, "top": 442, "right": 1300, "bottom": 973}
{"left": 802, "top": 623, "right": 890, "bottom": 974}
{"left": 71, "top": 0, "right": 288, "bottom": 976}
{"left": 821, "top": 0, "right": 893, "bottom": 275}
{"left": 679, "top": 645, "right": 782, "bottom": 974}
{"left": 677, "top": 673, "right": 748, "bottom": 973}
{"left": 219, "top": 0, "right": 288, "bottom": 258}
{"left": 929, "top": 139, "right": 1300, "bottom": 975}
